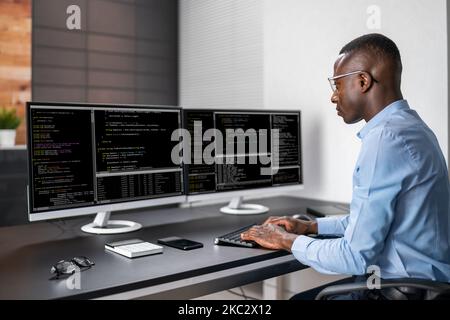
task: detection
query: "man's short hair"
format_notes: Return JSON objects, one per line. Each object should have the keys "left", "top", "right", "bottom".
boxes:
{"left": 340, "top": 33, "right": 402, "bottom": 68}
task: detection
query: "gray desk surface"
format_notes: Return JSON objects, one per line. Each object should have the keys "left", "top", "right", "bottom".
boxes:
{"left": 0, "top": 196, "right": 347, "bottom": 300}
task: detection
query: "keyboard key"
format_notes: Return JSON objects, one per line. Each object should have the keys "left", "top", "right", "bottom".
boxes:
{"left": 214, "top": 224, "right": 258, "bottom": 248}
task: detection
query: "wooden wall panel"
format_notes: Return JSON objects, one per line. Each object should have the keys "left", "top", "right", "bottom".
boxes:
{"left": 0, "top": 0, "right": 31, "bottom": 145}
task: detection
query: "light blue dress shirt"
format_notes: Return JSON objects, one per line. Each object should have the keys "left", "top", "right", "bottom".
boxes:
{"left": 292, "top": 100, "right": 450, "bottom": 281}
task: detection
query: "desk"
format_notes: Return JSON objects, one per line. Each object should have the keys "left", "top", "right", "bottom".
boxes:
{"left": 0, "top": 196, "right": 347, "bottom": 299}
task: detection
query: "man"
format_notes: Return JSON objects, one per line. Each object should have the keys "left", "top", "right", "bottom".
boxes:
{"left": 241, "top": 33, "right": 450, "bottom": 299}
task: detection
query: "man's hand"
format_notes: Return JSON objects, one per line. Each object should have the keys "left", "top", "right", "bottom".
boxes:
{"left": 262, "top": 216, "right": 317, "bottom": 235}
{"left": 241, "top": 224, "right": 298, "bottom": 251}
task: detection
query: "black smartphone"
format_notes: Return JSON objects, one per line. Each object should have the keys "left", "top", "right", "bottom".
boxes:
{"left": 157, "top": 237, "right": 203, "bottom": 250}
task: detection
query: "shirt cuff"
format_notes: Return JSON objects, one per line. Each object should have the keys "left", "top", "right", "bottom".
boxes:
{"left": 316, "top": 217, "right": 341, "bottom": 235}
{"left": 291, "top": 235, "right": 315, "bottom": 263}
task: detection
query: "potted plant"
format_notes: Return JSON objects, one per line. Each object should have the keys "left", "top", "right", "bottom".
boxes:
{"left": 0, "top": 108, "right": 21, "bottom": 147}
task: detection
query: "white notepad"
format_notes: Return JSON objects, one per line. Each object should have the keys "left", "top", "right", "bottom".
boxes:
{"left": 105, "top": 239, "right": 163, "bottom": 258}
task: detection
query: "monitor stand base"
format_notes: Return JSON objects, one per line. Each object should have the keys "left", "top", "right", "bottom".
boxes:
{"left": 81, "top": 211, "right": 142, "bottom": 234}
{"left": 220, "top": 196, "right": 269, "bottom": 215}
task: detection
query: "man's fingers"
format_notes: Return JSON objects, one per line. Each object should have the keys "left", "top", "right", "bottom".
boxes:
{"left": 264, "top": 219, "right": 290, "bottom": 230}
{"left": 262, "top": 216, "right": 280, "bottom": 225}
{"left": 263, "top": 216, "right": 289, "bottom": 226}
{"left": 241, "top": 226, "right": 256, "bottom": 239}
{"left": 241, "top": 231, "right": 250, "bottom": 240}
{"left": 241, "top": 225, "right": 264, "bottom": 240}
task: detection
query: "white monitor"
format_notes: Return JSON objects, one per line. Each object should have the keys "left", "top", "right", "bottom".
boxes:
{"left": 182, "top": 109, "right": 303, "bottom": 215}
{"left": 27, "top": 102, "right": 185, "bottom": 234}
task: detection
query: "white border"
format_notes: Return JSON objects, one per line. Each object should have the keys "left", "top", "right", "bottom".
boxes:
{"left": 29, "top": 194, "right": 186, "bottom": 222}
{"left": 186, "top": 184, "right": 303, "bottom": 203}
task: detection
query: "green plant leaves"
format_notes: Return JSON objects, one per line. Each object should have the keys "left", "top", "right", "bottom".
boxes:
{"left": 0, "top": 108, "right": 21, "bottom": 130}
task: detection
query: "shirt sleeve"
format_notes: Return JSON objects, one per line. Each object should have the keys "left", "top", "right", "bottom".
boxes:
{"left": 291, "top": 128, "right": 414, "bottom": 275}
{"left": 317, "top": 215, "right": 349, "bottom": 236}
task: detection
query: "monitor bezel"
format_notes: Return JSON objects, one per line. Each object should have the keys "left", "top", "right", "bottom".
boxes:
{"left": 181, "top": 108, "right": 304, "bottom": 203}
{"left": 26, "top": 101, "right": 185, "bottom": 222}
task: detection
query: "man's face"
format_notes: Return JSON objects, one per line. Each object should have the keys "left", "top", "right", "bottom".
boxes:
{"left": 330, "top": 56, "right": 365, "bottom": 124}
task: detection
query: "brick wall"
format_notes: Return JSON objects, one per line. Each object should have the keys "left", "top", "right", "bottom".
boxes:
{"left": 0, "top": 0, "right": 31, "bottom": 145}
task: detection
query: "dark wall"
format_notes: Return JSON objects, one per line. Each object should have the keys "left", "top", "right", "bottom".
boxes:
{"left": 0, "top": 150, "right": 29, "bottom": 226}
{"left": 0, "top": 0, "right": 178, "bottom": 227}
{"left": 32, "top": 0, "right": 178, "bottom": 105}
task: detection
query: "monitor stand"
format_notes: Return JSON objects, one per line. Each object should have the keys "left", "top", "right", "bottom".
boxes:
{"left": 81, "top": 211, "right": 142, "bottom": 234}
{"left": 220, "top": 196, "right": 269, "bottom": 215}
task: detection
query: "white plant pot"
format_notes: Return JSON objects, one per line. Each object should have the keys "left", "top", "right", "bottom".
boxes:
{"left": 0, "top": 129, "right": 16, "bottom": 147}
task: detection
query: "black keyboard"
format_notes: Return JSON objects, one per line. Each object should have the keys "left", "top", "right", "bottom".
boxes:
{"left": 214, "top": 224, "right": 258, "bottom": 248}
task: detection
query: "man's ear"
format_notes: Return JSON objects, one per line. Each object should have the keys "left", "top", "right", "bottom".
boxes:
{"left": 359, "top": 72, "right": 372, "bottom": 93}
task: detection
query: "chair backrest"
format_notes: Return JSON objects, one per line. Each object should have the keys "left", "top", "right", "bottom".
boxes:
{"left": 316, "top": 278, "right": 450, "bottom": 300}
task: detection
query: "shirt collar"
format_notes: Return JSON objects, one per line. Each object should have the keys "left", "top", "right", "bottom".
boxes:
{"left": 357, "top": 99, "right": 410, "bottom": 139}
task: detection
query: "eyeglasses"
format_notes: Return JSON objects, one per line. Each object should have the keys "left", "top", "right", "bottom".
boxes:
{"left": 328, "top": 70, "right": 377, "bottom": 92}
{"left": 50, "top": 256, "right": 95, "bottom": 279}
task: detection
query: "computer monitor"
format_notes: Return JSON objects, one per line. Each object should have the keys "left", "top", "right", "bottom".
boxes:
{"left": 183, "top": 109, "right": 303, "bottom": 215}
{"left": 27, "top": 102, "right": 185, "bottom": 234}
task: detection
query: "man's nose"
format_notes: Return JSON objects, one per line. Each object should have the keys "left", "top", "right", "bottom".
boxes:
{"left": 331, "top": 91, "right": 338, "bottom": 104}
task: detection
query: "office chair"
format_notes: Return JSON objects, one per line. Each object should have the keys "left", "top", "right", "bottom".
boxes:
{"left": 315, "top": 277, "right": 450, "bottom": 300}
